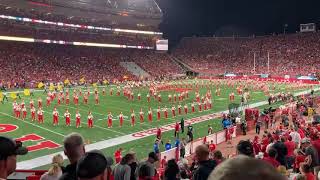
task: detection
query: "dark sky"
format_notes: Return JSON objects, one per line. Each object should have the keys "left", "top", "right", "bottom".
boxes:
{"left": 157, "top": 0, "right": 320, "bottom": 43}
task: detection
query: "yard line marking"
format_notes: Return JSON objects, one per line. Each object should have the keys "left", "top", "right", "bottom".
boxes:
{"left": 0, "top": 112, "right": 65, "bottom": 137}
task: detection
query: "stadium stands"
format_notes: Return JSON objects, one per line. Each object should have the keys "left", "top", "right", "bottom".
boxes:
{"left": 0, "top": 42, "right": 183, "bottom": 88}
{"left": 174, "top": 33, "right": 320, "bottom": 77}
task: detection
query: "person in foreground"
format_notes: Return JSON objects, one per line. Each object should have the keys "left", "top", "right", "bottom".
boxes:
{"left": 59, "top": 133, "right": 86, "bottom": 180}
{"left": 192, "top": 144, "right": 217, "bottom": 180}
{"left": 208, "top": 155, "right": 287, "bottom": 180}
{"left": 76, "top": 150, "right": 113, "bottom": 180}
{"left": 0, "top": 136, "right": 28, "bottom": 180}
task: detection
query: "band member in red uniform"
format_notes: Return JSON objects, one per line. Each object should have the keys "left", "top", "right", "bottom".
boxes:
{"left": 94, "top": 88, "right": 98, "bottom": 95}
{"left": 83, "top": 94, "right": 88, "bottom": 104}
{"left": 46, "top": 96, "right": 51, "bottom": 107}
{"left": 156, "top": 127, "right": 162, "bottom": 142}
{"left": 76, "top": 110, "right": 81, "bottom": 128}
{"left": 110, "top": 88, "right": 113, "bottom": 96}
{"left": 158, "top": 94, "right": 162, "bottom": 102}
{"left": 64, "top": 109, "right": 71, "bottom": 126}
{"left": 21, "top": 100, "right": 25, "bottom": 108}
{"left": 131, "top": 111, "right": 135, "bottom": 126}
{"left": 229, "top": 92, "right": 235, "bottom": 102}
{"left": 52, "top": 108, "right": 59, "bottom": 126}
{"left": 30, "top": 106, "right": 36, "bottom": 121}
{"left": 164, "top": 106, "right": 168, "bottom": 119}
{"left": 157, "top": 107, "right": 161, "bottom": 121}
{"left": 138, "top": 93, "right": 141, "bottom": 101}
{"left": 208, "top": 99, "right": 212, "bottom": 109}
{"left": 178, "top": 104, "right": 182, "bottom": 115}
{"left": 38, "top": 97, "right": 42, "bottom": 108}
{"left": 28, "top": 99, "right": 34, "bottom": 109}
{"left": 139, "top": 109, "right": 144, "bottom": 123}
{"left": 74, "top": 94, "right": 79, "bottom": 105}
{"left": 172, "top": 106, "right": 176, "bottom": 118}
{"left": 22, "top": 106, "right": 27, "bottom": 120}
{"left": 66, "top": 95, "right": 70, "bottom": 105}
{"left": 173, "top": 94, "right": 177, "bottom": 102}
{"left": 168, "top": 94, "right": 172, "bottom": 102}
{"left": 102, "top": 88, "right": 106, "bottom": 96}
{"left": 107, "top": 112, "right": 113, "bottom": 128}
{"left": 147, "top": 94, "right": 150, "bottom": 103}
{"left": 119, "top": 112, "right": 124, "bottom": 127}
{"left": 57, "top": 96, "right": 61, "bottom": 105}
{"left": 16, "top": 104, "right": 21, "bottom": 118}
{"left": 198, "top": 102, "right": 202, "bottom": 112}
{"left": 87, "top": 111, "right": 93, "bottom": 128}
{"left": 117, "top": 89, "right": 120, "bottom": 96}
{"left": 148, "top": 108, "right": 152, "bottom": 122}
{"left": 184, "top": 104, "right": 188, "bottom": 114}
{"left": 191, "top": 102, "right": 195, "bottom": 113}
{"left": 95, "top": 94, "right": 99, "bottom": 105}
{"left": 37, "top": 108, "right": 44, "bottom": 124}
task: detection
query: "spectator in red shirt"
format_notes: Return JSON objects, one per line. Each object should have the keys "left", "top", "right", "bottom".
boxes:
{"left": 284, "top": 136, "right": 296, "bottom": 169}
{"left": 262, "top": 148, "right": 280, "bottom": 168}
{"left": 299, "top": 163, "right": 316, "bottom": 180}
{"left": 114, "top": 148, "right": 122, "bottom": 164}
{"left": 311, "top": 133, "right": 320, "bottom": 159}
{"left": 294, "top": 149, "right": 306, "bottom": 173}
{"left": 252, "top": 136, "right": 261, "bottom": 156}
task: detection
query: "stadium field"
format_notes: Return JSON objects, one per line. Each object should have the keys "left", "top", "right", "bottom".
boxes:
{"left": 0, "top": 79, "right": 316, "bottom": 169}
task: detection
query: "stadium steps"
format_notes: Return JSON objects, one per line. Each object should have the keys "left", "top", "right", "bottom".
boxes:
{"left": 119, "top": 62, "right": 151, "bottom": 78}
{"left": 169, "top": 56, "right": 193, "bottom": 71}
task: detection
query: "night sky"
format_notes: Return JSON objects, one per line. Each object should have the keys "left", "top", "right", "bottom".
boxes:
{"left": 157, "top": 0, "right": 320, "bottom": 44}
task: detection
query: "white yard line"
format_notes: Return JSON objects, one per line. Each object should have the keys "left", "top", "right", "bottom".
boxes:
{"left": 0, "top": 112, "right": 65, "bottom": 137}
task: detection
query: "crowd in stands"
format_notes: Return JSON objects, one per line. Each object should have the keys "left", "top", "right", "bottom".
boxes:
{"left": 0, "top": 19, "right": 156, "bottom": 47}
{"left": 0, "top": 5, "right": 159, "bottom": 31}
{"left": 0, "top": 42, "right": 183, "bottom": 88}
{"left": 174, "top": 33, "right": 320, "bottom": 77}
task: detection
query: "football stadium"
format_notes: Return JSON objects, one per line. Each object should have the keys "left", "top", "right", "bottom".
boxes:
{"left": 0, "top": 0, "right": 320, "bottom": 180}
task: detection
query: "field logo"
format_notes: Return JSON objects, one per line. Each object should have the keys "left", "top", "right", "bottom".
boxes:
{"left": 0, "top": 124, "right": 18, "bottom": 133}
{"left": 16, "top": 134, "right": 61, "bottom": 152}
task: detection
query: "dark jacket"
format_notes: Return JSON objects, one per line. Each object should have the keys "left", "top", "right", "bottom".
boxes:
{"left": 59, "top": 163, "right": 77, "bottom": 180}
{"left": 192, "top": 160, "right": 217, "bottom": 180}
{"left": 272, "top": 141, "right": 288, "bottom": 166}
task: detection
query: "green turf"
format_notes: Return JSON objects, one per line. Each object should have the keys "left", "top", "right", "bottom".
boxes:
{"left": 0, "top": 79, "right": 315, "bottom": 169}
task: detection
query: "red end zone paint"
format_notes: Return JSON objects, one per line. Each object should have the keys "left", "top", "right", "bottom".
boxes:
{"left": 0, "top": 124, "right": 18, "bottom": 133}
{"left": 132, "top": 113, "right": 221, "bottom": 138}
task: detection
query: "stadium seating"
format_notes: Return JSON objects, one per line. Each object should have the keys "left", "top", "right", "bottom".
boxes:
{"left": 174, "top": 33, "right": 320, "bottom": 77}
{"left": 0, "top": 42, "right": 183, "bottom": 88}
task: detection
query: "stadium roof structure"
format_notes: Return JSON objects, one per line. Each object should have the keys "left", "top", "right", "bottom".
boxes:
{"left": 1, "top": 0, "right": 162, "bottom": 30}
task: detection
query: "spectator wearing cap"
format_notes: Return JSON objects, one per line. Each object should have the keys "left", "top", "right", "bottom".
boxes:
{"left": 0, "top": 136, "right": 28, "bottom": 179}
{"left": 76, "top": 150, "right": 113, "bottom": 180}
{"left": 262, "top": 148, "right": 280, "bottom": 168}
{"left": 301, "top": 138, "right": 319, "bottom": 169}
{"left": 236, "top": 140, "right": 254, "bottom": 157}
{"left": 135, "top": 152, "right": 159, "bottom": 179}
{"left": 290, "top": 127, "right": 302, "bottom": 146}
{"left": 60, "top": 133, "right": 85, "bottom": 180}
{"left": 113, "top": 153, "right": 135, "bottom": 180}
{"left": 272, "top": 136, "right": 288, "bottom": 166}
{"left": 192, "top": 144, "right": 217, "bottom": 180}
{"left": 208, "top": 155, "right": 286, "bottom": 180}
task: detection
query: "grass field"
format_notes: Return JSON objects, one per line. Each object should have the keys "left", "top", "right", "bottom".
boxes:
{"left": 0, "top": 79, "right": 315, "bottom": 169}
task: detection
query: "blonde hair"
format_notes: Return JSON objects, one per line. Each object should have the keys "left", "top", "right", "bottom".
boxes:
{"left": 47, "top": 163, "right": 61, "bottom": 176}
{"left": 52, "top": 154, "right": 64, "bottom": 167}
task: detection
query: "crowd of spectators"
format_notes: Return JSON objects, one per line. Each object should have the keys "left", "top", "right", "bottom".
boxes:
{"left": 0, "top": 42, "right": 183, "bottom": 88}
{"left": 174, "top": 33, "right": 320, "bottom": 77}
{"left": 0, "top": 19, "right": 156, "bottom": 47}
{"left": 0, "top": 5, "right": 159, "bottom": 31}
